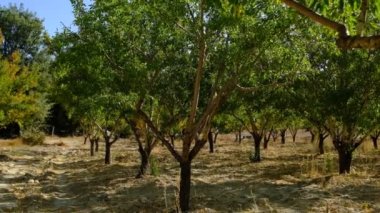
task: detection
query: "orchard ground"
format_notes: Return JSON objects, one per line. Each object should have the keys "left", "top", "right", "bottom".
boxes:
{"left": 0, "top": 131, "right": 379, "bottom": 212}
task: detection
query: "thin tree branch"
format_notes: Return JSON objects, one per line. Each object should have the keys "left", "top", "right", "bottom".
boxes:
{"left": 357, "top": 0, "right": 368, "bottom": 36}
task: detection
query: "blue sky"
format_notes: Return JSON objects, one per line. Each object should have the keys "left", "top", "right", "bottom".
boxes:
{"left": 0, "top": 0, "right": 91, "bottom": 36}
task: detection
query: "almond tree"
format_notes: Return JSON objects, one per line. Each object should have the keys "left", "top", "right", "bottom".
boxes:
{"left": 67, "top": 0, "right": 304, "bottom": 211}
{"left": 292, "top": 39, "right": 380, "bottom": 173}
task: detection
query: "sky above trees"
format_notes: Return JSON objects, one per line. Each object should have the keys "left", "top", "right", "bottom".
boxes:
{"left": 0, "top": 0, "right": 91, "bottom": 35}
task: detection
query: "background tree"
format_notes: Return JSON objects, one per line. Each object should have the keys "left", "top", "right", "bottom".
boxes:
{"left": 292, "top": 38, "right": 380, "bottom": 173}
{"left": 0, "top": 5, "right": 50, "bottom": 142}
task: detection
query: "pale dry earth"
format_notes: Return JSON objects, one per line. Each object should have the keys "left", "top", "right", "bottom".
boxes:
{"left": 0, "top": 132, "right": 379, "bottom": 212}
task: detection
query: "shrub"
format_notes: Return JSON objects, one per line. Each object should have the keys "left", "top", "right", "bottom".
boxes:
{"left": 21, "top": 128, "right": 45, "bottom": 145}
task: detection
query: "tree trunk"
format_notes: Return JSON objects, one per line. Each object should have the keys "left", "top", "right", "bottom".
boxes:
{"left": 136, "top": 146, "right": 150, "bottom": 178}
{"left": 105, "top": 142, "right": 111, "bottom": 164}
{"left": 95, "top": 139, "right": 99, "bottom": 152}
{"left": 318, "top": 133, "right": 325, "bottom": 155}
{"left": 337, "top": 149, "right": 353, "bottom": 174}
{"left": 235, "top": 129, "right": 242, "bottom": 143}
{"left": 250, "top": 134, "right": 262, "bottom": 162}
{"left": 309, "top": 129, "right": 316, "bottom": 143}
{"left": 272, "top": 130, "right": 278, "bottom": 142}
{"left": 90, "top": 139, "right": 95, "bottom": 156}
{"left": 333, "top": 140, "right": 354, "bottom": 174}
{"left": 208, "top": 131, "right": 214, "bottom": 153}
{"left": 263, "top": 130, "right": 272, "bottom": 149}
{"left": 280, "top": 129, "right": 286, "bottom": 144}
{"left": 290, "top": 129, "right": 297, "bottom": 143}
{"left": 179, "top": 161, "right": 192, "bottom": 212}
{"left": 213, "top": 132, "right": 218, "bottom": 144}
{"left": 370, "top": 135, "right": 379, "bottom": 149}
{"left": 373, "top": 138, "right": 378, "bottom": 149}
{"left": 263, "top": 138, "right": 269, "bottom": 149}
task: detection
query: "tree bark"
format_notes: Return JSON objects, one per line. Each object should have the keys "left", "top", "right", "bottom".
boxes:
{"left": 370, "top": 134, "right": 379, "bottom": 149}
{"left": 250, "top": 134, "right": 262, "bottom": 162}
{"left": 373, "top": 139, "right": 378, "bottom": 149}
{"left": 136, "top": 146, "right": 150, "bottom": 178}
{"left": 318, "top": 133, "right": 325, "bottom": 155}
{"left": 90, "top": 139, "right": 95, "bottom": 156}
{"left": 179, "top": 161, "right": 192, "bottom": 212}
{"left": 105, "top": 142, "right": 111, "bottom": 164}
{"left": 208, "top": 131, "right": 214, "bottom": 153}
{"left": 289, "top": 128, "right": 297, "bottom": 143}
{"left": 280, "top": 129, "right": 286, "bottom": 144}
{"left": 333, "top": 140, "right": 355, "bottom": 174}
{"left": 337, "top": 148, "right": 353, "bottom": 174}
{"left": 95, "top": 139, "right": 99, "bottom": 152}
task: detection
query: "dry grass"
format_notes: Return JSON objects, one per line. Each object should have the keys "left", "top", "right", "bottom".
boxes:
{"left": 0, "top": 133, "right": 379, "bottom": 212}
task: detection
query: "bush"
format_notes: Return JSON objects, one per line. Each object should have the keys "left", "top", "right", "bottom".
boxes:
{"left": 21, "top": 129, "right": 45, "bottom": 145}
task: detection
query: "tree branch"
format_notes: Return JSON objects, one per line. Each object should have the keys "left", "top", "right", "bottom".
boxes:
{"left": 281, "top": 0, "right": 348, "bottom": 37}
{"left": 357, "top": 0, "right": 368, "bottom": 36}
{"left": 137, "top": 109, "right": 183, "bottom": 163}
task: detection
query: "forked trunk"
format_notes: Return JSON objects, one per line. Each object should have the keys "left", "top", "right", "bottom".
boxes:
{"left": 208, "top": 131, "right": 214, "bottom": 153}
{"left": 263, "top": 130, "right": 271, "bottom": 149}
{"left": 105, "top": 142, "right": 111, "bottom": 164}
{"left": 179, "top": 161, "right": 191, "bottom": 212}
{"left": 272, "top": 130, "right": 278, "bottom": 142}
{"left": 290, "top": 129, "right": 297, "bottom": 143}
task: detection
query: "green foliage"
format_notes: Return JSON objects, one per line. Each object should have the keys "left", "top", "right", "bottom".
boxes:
{"left": 0, "top": 4, "right": 46, "bottom": 63}
{"left": 0, "top": 51, "right": 49, "bottom": 131}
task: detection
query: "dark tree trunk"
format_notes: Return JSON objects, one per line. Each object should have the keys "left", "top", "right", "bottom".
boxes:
{"left": 208, "top": 131, "right": 214, "bottom": 153}
{"left": 318, "top": 133, "right": 325, "bottom": 155}
{"left": 290, "top": 129, "right": 297, "bottom": 143}
{"left": 250, "top": 134, "right": 262, "bottom": 162}
{"left": 263, "top": 129, "right": 272, "bottom": 149}
{"left": 136, "top": 146, "right": 150, "bottom": 178}
{"left": 213, "top": 132, "right": 219, "bottom": 144}
{"left": 370, "top": 134, "right": 379, "bottom": 149}
{"left": 337, "top": 149, "right": 353, "bottom": 174}
{"left": 90, "top": 139, "right": 95, "bottom": 156}
{"left": 333, "top": 140, "right": 355, "bottom": 174}
{"left": 373, "top": 138, "right": 378, "bottom": 149}
{"left": 95, "top": 139, "right": 99, "bottom": 152}
{"left": 263, "top": 138, "right": 269, "bottom": 149}
{"left": 105, "top": 142, "right": 111, "bottom": 164}
{"left": 280, "top": 129, "right": 286, "bottom": 144}
{"left": 179, "top": 161, "right": 191, "bottom": 212}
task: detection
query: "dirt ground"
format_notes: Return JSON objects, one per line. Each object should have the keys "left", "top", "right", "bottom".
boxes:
{"left": 0, "top": 131, "right": 379, "bottom": 212}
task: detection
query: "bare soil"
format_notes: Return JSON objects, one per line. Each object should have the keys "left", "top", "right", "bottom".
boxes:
{"left": 0, "top": 132, "right": 379, "bottom": 212}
